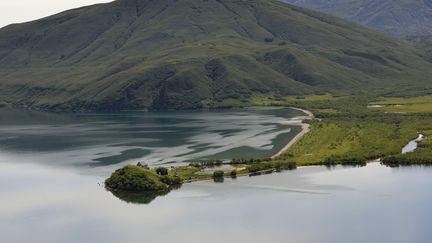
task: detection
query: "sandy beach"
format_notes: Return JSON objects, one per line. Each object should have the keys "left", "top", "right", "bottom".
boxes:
{"left": 271, "top": 107, "right": 314, "bottom": 159}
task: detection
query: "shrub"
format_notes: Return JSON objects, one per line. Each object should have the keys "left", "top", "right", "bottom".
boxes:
{"left": 264, "top": 37, "right": 274, "bottom": 43}
{"left": 284, "top": 162, "right": 297, "bottom": 170}
{"left": 213, "top": 170, "right": 225, "bottom": 178}
{"left": 155, "top": 167, "right": 169, "bottom": 176}
{"left": 189, "top": 162, "right": 201, "bottom": 168}
{"left": 247, "top": 163, "right": 272, "bottom": 173}
{"left": 105, "top": 165, "right": 167, "bottom": 192}
{"left": 323, "top": 156, "right": 367, "bottom": 166}
{"left": 136, "top": 162, "right": 149, "bottom": 169}
{"left": 230, "top": 170, "right": 237, "bottom": 178}
{"left": 190, "top": 160, "right": 223, "bottom": 167}
{"left": 160, "top": 175, "right": 183, "bottom": 186}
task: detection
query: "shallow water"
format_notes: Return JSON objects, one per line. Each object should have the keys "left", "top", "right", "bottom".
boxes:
{"left": 402, "top": 134, "right": 425, "bottom": 154}
{"left": 0, "top": 107, "right": 303, "bottom": 173}
{"left": 1, "top": 162, "right": 431, "bottom": 243}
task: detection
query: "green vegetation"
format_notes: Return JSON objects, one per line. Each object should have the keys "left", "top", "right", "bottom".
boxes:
{"left": 155, "top": 167, "right": 169, "bottom": 176}
{"left": 411, "top": 36, "right": 432, "bottom": 63}
{"left": 382, "top": 131, "right": 432, "bottom": 166}
{"left": 243, "top": 93, "right": 337, "bottom": 107}
{"left": 271, "top": 95, "right": 432, "bottom": 166}
{"left": 213, "top": 171, "right": 225, "bottom": 179}
{"left": 230, "top": 170, "right": 237, "bottom": 178}
{"left": 281, "top": 119, "right": 422, "bottom": 165}
{"left": 284, "top": 94, "right": 337, "bottom": 103}
{"left": 371, "top": 96, "right": 432, "bottom": 105}
{"left": 159, "top": 174, "right": 183, "bottom": 186}
{"left": 212, "top": 170, "right": 225, "bottom": 182}
{"left": 369, "top": 95, "right": 432, "bottom": 113}
{"left": 110, "top": 189, "right": 173, "bottom": 205}
{"left": 169, "top": 166, "right": 205, "bottom": 180}
{"left": 1, "top": 0, "right": 432, "bottom": 111}
{"left": 105, "top": 165, "right": 182, "bottom": 192}
{"left": 246, "top": 161, "right": 297, "bottom": 175}
{"left": 189, "top": 160, "right": 223, "bottom": 168}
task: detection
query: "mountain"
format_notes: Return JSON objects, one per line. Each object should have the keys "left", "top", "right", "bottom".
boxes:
{"left": 410, "top": 36, "right": 432, "bottom": 62}
{"left": 0, "top": 0, "right": 432, "bottom": 111}
{"left": 281, "top": 0, "right": 432, "bottom": 37}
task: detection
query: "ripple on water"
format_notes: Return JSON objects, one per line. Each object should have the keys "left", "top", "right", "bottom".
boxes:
{"left": 0, "top": 107, "right": 306, "bottom": 170}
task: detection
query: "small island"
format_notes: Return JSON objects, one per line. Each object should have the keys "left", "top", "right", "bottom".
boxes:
{"left": 105, "top": 159, "right": 300, "bottom": 197}
{"left": 105, "top": 164, "right": 182, "bottom": 193}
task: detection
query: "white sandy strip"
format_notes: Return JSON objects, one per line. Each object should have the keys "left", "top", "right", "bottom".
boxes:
{"left": 271, "top": 108, "right": 314, "bottom": 159}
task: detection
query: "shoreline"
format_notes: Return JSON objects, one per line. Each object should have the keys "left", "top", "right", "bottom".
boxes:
{"left": 153, "top": 107, "right": 316, "bottom": 184}
{"left": 271, "top": 107, "right": 314, "bottom": 159}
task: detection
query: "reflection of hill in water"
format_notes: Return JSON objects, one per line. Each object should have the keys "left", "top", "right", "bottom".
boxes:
{"left": 109, "top": 186, "right": 181, "bottom": 204}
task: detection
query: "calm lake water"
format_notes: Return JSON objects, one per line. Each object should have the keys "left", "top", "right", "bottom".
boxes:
{"left": 1, "top": 162, "right": 431, "bottom": 243}
{"left": 1, "top": 108, "right": 431, "bottom": 243}
{"left": 0, "top": 107, "right": 303, "bottom": 174}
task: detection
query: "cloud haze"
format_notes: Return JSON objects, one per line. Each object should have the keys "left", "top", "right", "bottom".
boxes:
{"left": 0, "top": 0, "right": 113, "bottom": 28}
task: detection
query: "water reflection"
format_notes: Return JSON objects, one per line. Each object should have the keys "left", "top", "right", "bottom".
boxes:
{"left": 109, "top": 186, "right": 181, "bottom": 204}
{"left": 1, "top": 162, "right": 432, "bottom": 243}
{"left": 0, "top": 107, "right": 304, "bottom": 170}
{"left": 213, "top": 177, "right": 224, "bottom": 183}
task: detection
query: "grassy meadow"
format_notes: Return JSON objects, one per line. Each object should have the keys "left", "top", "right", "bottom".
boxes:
{"left": 369, "top": 95, "right": 432, "bottom": 113}
{"left": 272, "top": 94, "right": 432, "bottom": 165}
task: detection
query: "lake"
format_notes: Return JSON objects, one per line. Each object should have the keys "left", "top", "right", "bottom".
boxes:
{"left": 1, "top": 108, "right": 431, "bottom": 243}
{"left": 0, "top": 107, "right": 303, "bottom": 174}
{"left": 1, "top": 161, "right": 431, "bottom": 243}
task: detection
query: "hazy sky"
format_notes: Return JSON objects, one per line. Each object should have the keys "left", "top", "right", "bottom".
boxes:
{"left": 0, "top": 0, "right": 113, "bottom": 28}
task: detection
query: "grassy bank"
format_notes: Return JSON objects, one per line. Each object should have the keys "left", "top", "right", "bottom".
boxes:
{"left": 368, "top": 95, "right": 432, "bottom": 113}
{"left": 279, "top": 116, "right": 432, "bottom": 165}
{"left": 382, "top": 131, "right": 432, "bottom": 166}
{"left": 274, "top": 95, "right": 432, "bottom": 166}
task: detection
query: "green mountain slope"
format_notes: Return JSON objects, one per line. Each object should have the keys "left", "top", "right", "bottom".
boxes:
{"left": 281, "top": 0, "right": 432, "bottom": 37}
{"left": 0, "top": 0, "right": 432, "bottom": 111}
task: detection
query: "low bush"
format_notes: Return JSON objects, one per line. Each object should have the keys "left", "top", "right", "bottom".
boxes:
{"left": 156, "top": 167, "right": 169, "bottom": 176}
{"left": 213, "top": 170, "right": 225, "bottom": 178}
{"left": 247, "top": 163, "right": 272, "bottom": 173}
{"left": 160, "top": 175, "right": 183, "bottom": 186}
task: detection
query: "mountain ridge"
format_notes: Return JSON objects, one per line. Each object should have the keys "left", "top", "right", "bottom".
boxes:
{"left": 0, "top": 0, "right": 432, "bottom": 111}
{"left": 281, "top": 0, "right": 432, "bottom": 37}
